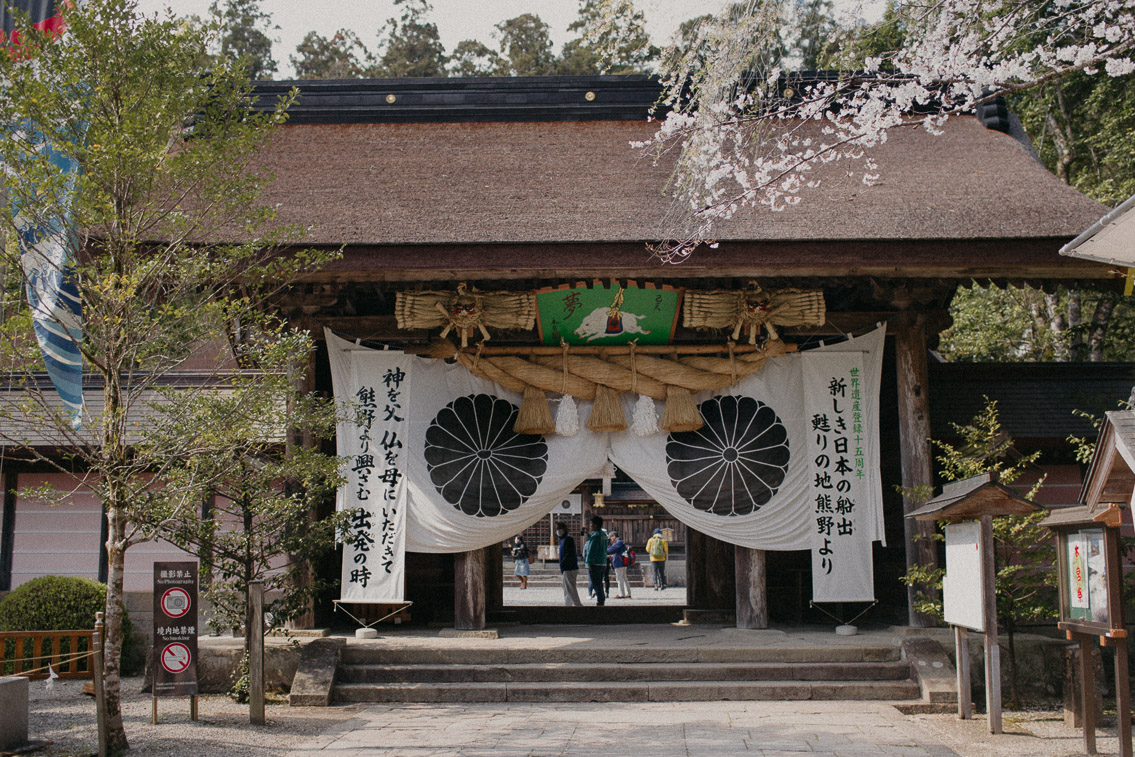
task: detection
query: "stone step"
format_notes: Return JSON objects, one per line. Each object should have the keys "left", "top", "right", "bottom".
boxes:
{"left": 341, "top": 645, "right": 902, "bottom": 666}
{"left": 337, "top": 660, "right": 913, "bottom": 684}
{"left": 332, "top": 679, "right": 921, "bottom": 704}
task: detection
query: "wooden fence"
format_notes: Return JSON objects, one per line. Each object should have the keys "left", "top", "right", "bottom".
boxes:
{"left": 0, "top": 629, "right": 95, "bottom": 679}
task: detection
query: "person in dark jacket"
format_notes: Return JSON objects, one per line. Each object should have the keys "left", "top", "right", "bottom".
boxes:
{"left": 556, "top": 522, "right": 581, "bottom": 607}
{"left": 607, "top": 531, "right": 632, "bottom": 599}
{"left": 583, "top": 515, "right": 608, "bottom": 606}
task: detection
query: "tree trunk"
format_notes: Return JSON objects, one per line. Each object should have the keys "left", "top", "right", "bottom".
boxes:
{"left": 1044, "top": 86, "right": 1075, "bottom": 185}
{"left": 1068, "top": 289, "right": 1084, "bottom": 360}
{"left": 1045, "top": 292, "right": 1069, "bottom": 361}
{"left": 103, "top": 510, "right": 130, "bottom": 753}
{"left": 1088, "top": 296, "right": 1116, "bottom": 362}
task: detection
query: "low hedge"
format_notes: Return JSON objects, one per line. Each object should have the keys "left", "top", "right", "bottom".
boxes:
{"left": 0, "top": 576, "right": 139, "bottom": 673}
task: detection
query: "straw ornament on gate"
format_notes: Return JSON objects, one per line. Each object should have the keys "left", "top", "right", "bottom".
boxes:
{"left": 395, "top": 284, "right": 536, "bottom": 348}
{"left": 399, "top": 282, "right": 826, "bottom": 437}
{"left": 683, "top": 281, "right": 825, "bottom": 344}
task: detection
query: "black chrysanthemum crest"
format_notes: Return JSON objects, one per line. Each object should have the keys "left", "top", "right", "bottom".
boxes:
{"left": 424, "top": 394, "right": 548, "bottom": 517}
{"left": 666, "top": 395, "right": 790, "bottom": 516}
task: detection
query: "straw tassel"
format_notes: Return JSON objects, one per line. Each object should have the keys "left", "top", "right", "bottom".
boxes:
{"left": 632, "top": 394, "right": 659, "bottom": 436}
{"left": 515, "top": 385, "right": 556, "bottom": 435}
{"left": 587, "top": 384, "right": 627, "bottom": 432}
{"left": 661, "top": 385, "right": 703, "bottom": 432}
{"left": 555, "top": 394, "right": 580, "bottom": 436}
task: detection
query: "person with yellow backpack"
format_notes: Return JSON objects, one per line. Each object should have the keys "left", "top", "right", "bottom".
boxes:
{"left": 645, "top": 528, "right": 668, "bottom": 591}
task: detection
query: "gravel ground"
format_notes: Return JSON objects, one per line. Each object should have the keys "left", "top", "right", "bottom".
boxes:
{"left": 912, "top": 710, "right": 1126, "bottom": 757}
{"left": 26, "top": 676, "right": 365, "bottom": 757}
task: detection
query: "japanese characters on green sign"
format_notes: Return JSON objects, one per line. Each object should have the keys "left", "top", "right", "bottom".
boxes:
{"left": 535, "top": 284, "right": 682, "bottom": 345}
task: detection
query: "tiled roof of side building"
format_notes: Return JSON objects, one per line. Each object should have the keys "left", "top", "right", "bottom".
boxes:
{"left": 928, "top": 362, "right": 1135, "bottom": 442}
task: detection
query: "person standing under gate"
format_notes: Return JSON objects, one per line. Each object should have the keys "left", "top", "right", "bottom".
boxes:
{"left": 511, "top": 535, "right": 531, "bottom": 589}
{"left": 646, "top": 528, "right": 669, "bottom": 590}
{"left": 607, "top": 530, "right": 632, "bottom": 599}
{"left": 583, "top": 515, "right": 608, "bottom": 606}
{"left": 556, "top": 522, "right": 582, "bottom": 607}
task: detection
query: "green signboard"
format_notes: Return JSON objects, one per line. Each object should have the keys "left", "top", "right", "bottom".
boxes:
{"left": 535, "top": 283, "right": 682, "bottom": 346}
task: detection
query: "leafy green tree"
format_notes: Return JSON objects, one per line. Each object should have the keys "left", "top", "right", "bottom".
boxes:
{"left": 291, "top": 29, "right": 371, "bottom": 79}
{"left": 940, "top": 283, "right": 1135, "bottom": 363}
{"left": 210, "top": 0, "right": 277, "bottom": 79}
{"left": 494, "top": 14, "right": 557, "bottom": 76}
{"left": 446, "top": 39, "right": 503, "bottom": 76}
{"left": 0, "top": 0, "right": 332, "bottom": 748}
{"left": 138, "top": 328, "right": 348, "bottom": 686}
{"left": 901, "top": 398, "right": 1055, "bottom": 707}
{"left": 372, "top": 0, "right": 447, "bottom": 77}
{"left": 560, "top": 0, "right": 657, "bottom": 75}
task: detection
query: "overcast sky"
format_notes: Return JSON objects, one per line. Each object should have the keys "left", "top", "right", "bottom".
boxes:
{"left": 132, "top": 0, "right": 884, "bottom": 78}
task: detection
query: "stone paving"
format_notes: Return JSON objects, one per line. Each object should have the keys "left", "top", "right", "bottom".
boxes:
{"left": 287, "top": 700, "right": 1131, "bottom": 757}
{"left": 288, "top": 701, "right": 961, "bottom": 757}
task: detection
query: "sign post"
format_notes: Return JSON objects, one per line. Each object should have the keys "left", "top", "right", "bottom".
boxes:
{"left": 152, "top": 561, "right": 199, "bottom": 723}
{"left": 906, "top": 473, "right": 1039, "bottom": 735}
{"left": 1044, "top": 506, "right": 1130, "bottom": 757}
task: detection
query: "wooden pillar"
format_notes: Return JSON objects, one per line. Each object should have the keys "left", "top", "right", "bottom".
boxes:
{"left": 686, "top": 528, "right": 707, "bottom": 607}
{"left": 895, "top": 311, "right": 939, "bottom": 627}
{"left": 980, "top": 515, "right": 1002, "bottom": 735}
{"left": 735, "top": 546, "right": 768, "bottom": 629}
{"left": 485, "top": 544, "right": 503, "bottom": 614}
{"left": 287, "top": 349, "right": 318, "bottom": 630}
{"left": 705, "top": 534, "right": 736, "bottom": 609}
{"left": 1115, "top": 640, "right": 1132, "bottom": 757}
{"left": 248, "top": 580, "right": 265, "bottom": 725}
{"left": 955, "top": 625, "right": 973, "bottom": 719}
{"left": 454, "top": 549, "right": 486, "bottom": 630}
{"left": 1081, "top": 637, "right": 1098, "bottom": 755}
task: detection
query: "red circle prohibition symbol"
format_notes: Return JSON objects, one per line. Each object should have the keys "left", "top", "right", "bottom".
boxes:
{"left": 160, "top": 587, "right": 191, "bottom": 619}
{"left": 160, "top": 642, "right": 192, "bottom": 675}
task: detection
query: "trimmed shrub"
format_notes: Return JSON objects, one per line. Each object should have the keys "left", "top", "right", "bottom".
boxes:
{"left": 0, "top": 576, "right": 138, "bottom": 673}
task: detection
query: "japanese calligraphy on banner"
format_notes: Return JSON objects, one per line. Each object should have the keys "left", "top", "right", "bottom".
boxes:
{"left": 805, "top": 351, "right": 876, "bottom": 603}
{"left": 326, "top": 330, "right": 608, "bottom": 558}
{"left": 339, "top": 352, "right": 410, "bottom": 603}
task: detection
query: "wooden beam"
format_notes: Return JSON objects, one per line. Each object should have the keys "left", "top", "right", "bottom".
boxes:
{"left": 735, "top": 546, "right": 768, "bottom": 629}
{"left": 981, "top": 514, "right": 1003, "bottom": 735}
{"left": 895, "top": 310, "right": 939, "bottom": 627}
{"left": 291, "top": 239, "right": 1117, "bottom": 284}
{"left": 454, "top": 549, "right": 487, "bottom": 631}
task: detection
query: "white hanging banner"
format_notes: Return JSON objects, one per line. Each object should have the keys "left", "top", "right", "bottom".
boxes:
{"left": 804, "top": 350, "right": 876, "bottom": 602}
{"left": 327, "top": 331, "right": 607, "bottom": 557}
{"left": 338, "top": 351, "right": 410, "bottom": 604}
{"left": 607, "top": 328, "right": 885, "bottom": 573}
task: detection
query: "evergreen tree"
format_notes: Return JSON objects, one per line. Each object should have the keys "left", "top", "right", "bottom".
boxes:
{"left": 210, "top": 0, "right": 277, "bottom": 79}
{"left": 373, "top": 0, "right": 447, "bottom": 77}
{"left": 494, "top": 14, "right": 557, "bottom": 76}
{"left": 292, "top": 29, "right": 370, "bottom": 79}
{"left": 791, "top": 0, "right": 836, "bottom": 70}
{"left": 561, "top": 0, "right": 658, "bottom": 75}
{"left": 447, "top": 39, "right": 503, "bottom": 76}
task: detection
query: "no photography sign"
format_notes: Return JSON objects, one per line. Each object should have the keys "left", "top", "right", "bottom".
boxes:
{"left": 153, "top": 561, "right": 199, "bottom": 696}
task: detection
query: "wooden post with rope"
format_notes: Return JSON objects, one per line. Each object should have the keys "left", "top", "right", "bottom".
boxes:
{"left": 92, "top": 612, "right": 109, "bottom": 757}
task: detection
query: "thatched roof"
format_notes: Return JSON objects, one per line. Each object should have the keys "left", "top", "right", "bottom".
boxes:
{"left": 254, "top": 96, "right": 1104, "bottom": 248}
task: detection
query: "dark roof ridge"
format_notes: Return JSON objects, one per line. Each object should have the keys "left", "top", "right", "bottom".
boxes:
{"left": 252, "top": 73, "right": 1015, "bottom": 128}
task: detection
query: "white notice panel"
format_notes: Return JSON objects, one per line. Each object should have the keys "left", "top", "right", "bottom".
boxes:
{"left": 943, "top": 521, "right": 985, "bottom": 632}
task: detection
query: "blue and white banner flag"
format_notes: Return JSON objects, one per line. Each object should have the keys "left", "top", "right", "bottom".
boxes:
{"left": 3, "top": 1, "right": 83, "bottom": 425}
{"left": 13, "top": 133, "right": 84, "bottom": 426}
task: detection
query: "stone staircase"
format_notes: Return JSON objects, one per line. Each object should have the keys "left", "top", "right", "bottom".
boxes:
{"left": 332, "top": 643, "right": 924, "bottom": 704}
